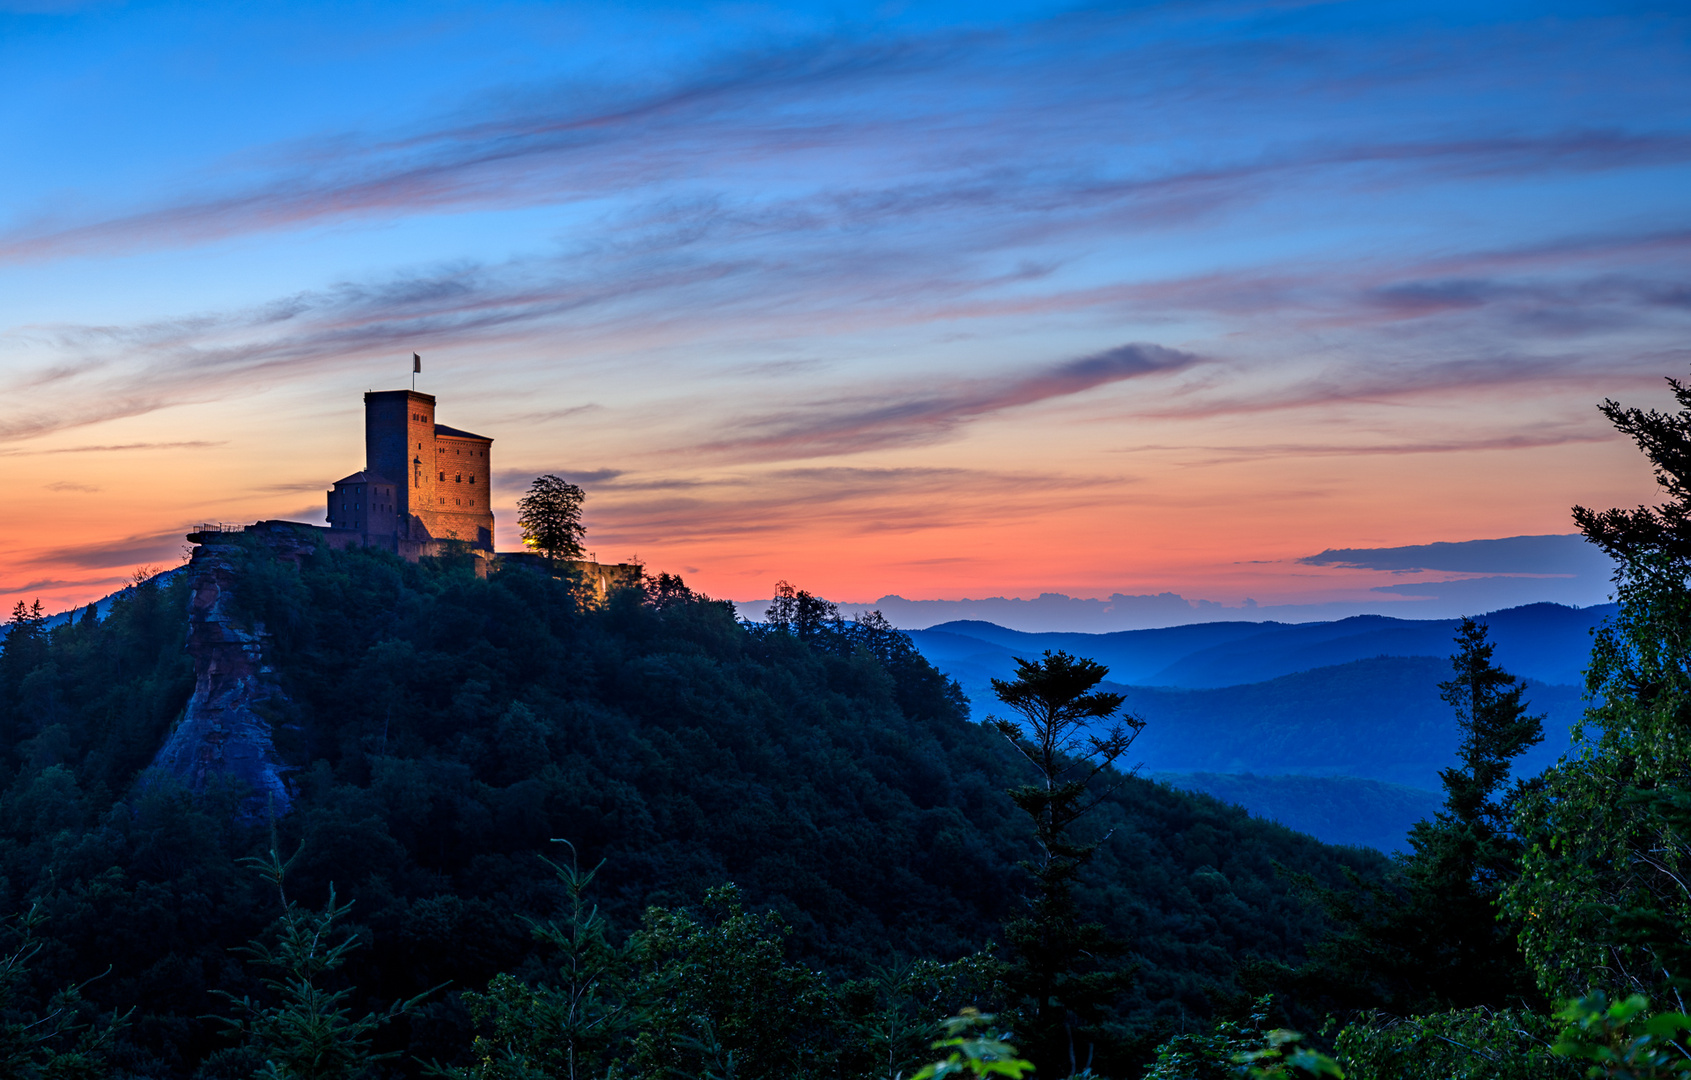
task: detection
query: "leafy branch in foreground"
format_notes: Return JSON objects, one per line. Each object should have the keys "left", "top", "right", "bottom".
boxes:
{"left": 210, "top": 841, "right": 439, "bottom": 1080}
{"left": 441, "top": 840, "right": 633, "bottom": 1080}
{"left": 910, "top": 1009, "right": 1034, "bottom": 1080}
{"left": 0, "top": 904, "right": 131, "bottom": 1080}
{"left": 1552, "top": 992, "right": 1691, "bottom": 1079}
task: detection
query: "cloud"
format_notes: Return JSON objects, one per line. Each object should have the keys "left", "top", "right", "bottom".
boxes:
{"left": 493, "top": 467, "right": 624, "bottom": 489}
{"left": 14, "top": 440, "right": 227, "bottom": 455}
{"left": 0, "top": 4, "right": 1684, "bottom": 463}
{"left": 1368, "top": 574, "right": 1613, "bottom": 609}
{"left": 0, "top": 577, "right": 95, "bottom": 598}
{"left": 24, "top": 529, "right": 189, "bottom": 570}
{"left": 2, "top": 6, "right": 1686, "bottom": 270}
{"left": 554, "top": 464, "right": 1122, "bottom": 549}
{"left": 1301, "top": 534, "right": 1615, "bottom": 577}
{"left": 696, "top": 343, "right": 1201, "bottom": 459}
{"left": 1115, "top": 427, "right": 1617, "bottom": 463}
{"left": 44, "top": 480, "right": 99, "bottom": 492}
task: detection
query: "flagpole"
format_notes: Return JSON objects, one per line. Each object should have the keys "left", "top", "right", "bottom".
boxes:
{"left": 412, "top": 352, "right": 421, "bottom": 391}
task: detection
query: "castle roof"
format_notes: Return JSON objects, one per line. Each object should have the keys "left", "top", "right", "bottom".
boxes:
{"left": 434, "top": 423, "right": 492, "bottom": 442}
{"left": 333, "top": 470, "right": 396, "bottom": 487}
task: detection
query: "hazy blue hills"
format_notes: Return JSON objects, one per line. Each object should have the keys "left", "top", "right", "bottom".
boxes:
{"left": 907, "top": 602, "right": 1604, "bottom": 851}
{"left": 1154, "top": 774, "right": 1445, "bottom": 854}
{"left": 913, "top": 601, "right": 1612, "bottom": 690}
{"left": 1116, "top": 656, "right": 1584, "bottom": 788}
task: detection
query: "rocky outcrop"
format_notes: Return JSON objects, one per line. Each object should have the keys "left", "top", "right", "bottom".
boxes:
{"left": 149, "top": 525, "right": 310, "bottom": 814}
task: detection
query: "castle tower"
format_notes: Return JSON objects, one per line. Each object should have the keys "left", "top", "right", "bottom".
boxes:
{"left": 355, "top": 389, "right": 493, "bottom": 551}
{"left": 364, "top": 389, "right": 437, "bottom": 540}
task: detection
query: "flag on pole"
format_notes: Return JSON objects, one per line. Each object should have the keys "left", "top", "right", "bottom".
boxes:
{"left": 413, "top": 353, "right": 422, "bottom": 373}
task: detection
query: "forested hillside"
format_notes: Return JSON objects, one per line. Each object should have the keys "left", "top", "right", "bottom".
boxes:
{"left": 1154, "top": 774, "right": 1444, "bottom": 854}
{"left": 0, "top": 538, "right": 1387, "bottom": 1079}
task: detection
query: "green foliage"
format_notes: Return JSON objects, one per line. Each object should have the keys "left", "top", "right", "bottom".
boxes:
{"left": 211, "top": 843, "right": 436, "bottom": 1080}
{"left": 626, "top": 884, "right": 836, "bottom": 1080}
{"left": 1146, "top": 996, "right": 1282, "bottom": 1080}
{"left": 836, "top": 956, "right": 1004, "bottom": 1080}
{"left": 1331, "top": 1007, "right": 1566, "bottom": 1080}
{"left": 1231, "top": 1029, "right": 1342, "bottom": 1080}
{"left": 0, "top": 905, "right": 130, "bottom": 1080}
{"left": 1552, "top": 992, "right": 1691, "bottom": 1078}
{"left": 909, "top": 1010, "right": 1034, "bottom": 1080}
{"left": 1506, "top": 376, "right": 1691, "bottom": 1003}
{"left": 1147, "top": 998, "right": 1343, "bottom": 1080}
{"left": 442, "top": 842, "right": 631, "bottom": 1080}
{"left": 442, "top": 847, "right": 1009, "bottom": 1080}
{"left": 516, "top": 475, "right": 586, "bottom": 563}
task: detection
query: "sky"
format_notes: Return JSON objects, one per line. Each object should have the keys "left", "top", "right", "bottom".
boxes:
{"left": 0, "top": 0, "right": 1686, "bottom": 622}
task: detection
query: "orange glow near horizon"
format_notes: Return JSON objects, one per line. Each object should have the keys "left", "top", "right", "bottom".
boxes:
{"left": 0, "top": 370, "right": 1660, "bottom": 620}
{"left": 1, "top": 3, "right": 1685, "bottom": 624}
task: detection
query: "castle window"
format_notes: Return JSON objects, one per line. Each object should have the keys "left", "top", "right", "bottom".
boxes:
{"left": 455, "top": 474, "right": 462, "bottom": 483}
{"left": 439, "top": 471, "right": 446, "bottom": 481}
{"left": 468, "top": 476, "right": 475, "bottom": 484}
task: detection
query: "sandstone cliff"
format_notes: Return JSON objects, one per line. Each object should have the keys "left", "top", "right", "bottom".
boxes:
{"left": 148, "top": 526, "right": 302, "bottom": 814}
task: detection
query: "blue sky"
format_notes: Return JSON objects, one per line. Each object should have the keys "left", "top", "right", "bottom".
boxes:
{"left": 0, "top": 0, "right": 1686, "bottom": 613}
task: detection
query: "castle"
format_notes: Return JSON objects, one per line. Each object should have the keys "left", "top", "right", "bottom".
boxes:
{"left": 326, "top": 389, "right": 495, "bottom": 559}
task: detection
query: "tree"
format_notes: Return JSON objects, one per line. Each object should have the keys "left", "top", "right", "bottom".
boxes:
{"left": 445, "top": 843, "right": 633, "bottom": 1080}
{"left": 1432, "top": 617, "right": 1545, "bottom": 836}
{"left": 517, "top": 475, "right": 586, "bottom": 563}
{"left": 211, "top": 843, "right": 436, "bottom": 1080}
{"left": 1389, "top": 618, "right": 1544, "bottom": 1006}
{"left": 627, "top": 885, "right": 837, "bottom": 1080}
{"left": 1506, "top": 370, "right": 1691, "bottom": 1003}
{"left": 988, "top": 650, "right": 1145, "bottom": 1076}
{"left": 1288, "top": 622, "right": 1550, "bottom": 1016}
{"left": 0, "top": 904, "right": 130, "bottom": 1080}
{"left": 764, "top": 579, "right": 839, "bottom": 641}
{"left": 1573, "top": 374, "right": 1691, "bottom": 570}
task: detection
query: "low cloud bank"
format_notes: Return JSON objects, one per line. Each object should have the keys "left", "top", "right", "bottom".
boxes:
{"left": 790, "top": 534, "right": 1620, "bottom": 633}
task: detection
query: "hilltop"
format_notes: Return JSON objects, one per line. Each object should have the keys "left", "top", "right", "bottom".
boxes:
{"left": 0, "top": 529, "right": 1391, "bottom": 1077}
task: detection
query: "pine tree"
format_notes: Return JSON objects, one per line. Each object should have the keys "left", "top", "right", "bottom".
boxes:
{"left": 1398, "top": 617, "right": 1544, "bottom": 1005}
{"left": 988, "top": 650, "right": 1144, "bottom": 1077}
{"left": 211, "top": 843, "right": 437, "bottom": 1080}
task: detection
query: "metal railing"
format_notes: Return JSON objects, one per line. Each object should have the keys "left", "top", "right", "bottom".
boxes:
{"left": 192, "top": 523, "right": 246, "bottom": 533}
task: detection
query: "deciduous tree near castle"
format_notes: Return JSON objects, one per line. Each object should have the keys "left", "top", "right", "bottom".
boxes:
{"left": 518, "top": 475, "right": 587, "bottom": 563}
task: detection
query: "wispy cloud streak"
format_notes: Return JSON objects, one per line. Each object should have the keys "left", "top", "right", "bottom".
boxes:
{"left": 696, "top": 343, "right": 1200, "bottom": 459}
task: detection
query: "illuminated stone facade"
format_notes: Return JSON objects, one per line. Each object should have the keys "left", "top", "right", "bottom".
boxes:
{"left": 328, "top": 389, "right": 494, "bottom": 556}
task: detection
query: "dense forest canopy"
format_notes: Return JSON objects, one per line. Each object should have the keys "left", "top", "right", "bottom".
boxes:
{"left": 0, "top": 537, "right": 1384, "bottom": 1079}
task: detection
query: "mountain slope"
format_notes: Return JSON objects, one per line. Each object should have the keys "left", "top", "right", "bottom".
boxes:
{"left": 1155, "top": 773, "right": 1446, "bottom": 854}
{"left": 0, "top": 533, "right": 1390, "bottom": 1074}
{"left": 1119, "top": 657, "right": 1583, "bottom": 788}
{"left": 916, "top": 602, "right": 1612, "bottom": 690}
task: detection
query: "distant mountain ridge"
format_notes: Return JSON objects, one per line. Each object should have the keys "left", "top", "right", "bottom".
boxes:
{"left": 907, "top": 602, "right": 1605, "bottom": 850}
{"left": 1114, "top": 656, "right": 1583, "bottom": 788}
{"left": 913, "top": 601, "right": 1611, "bottom": 690}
